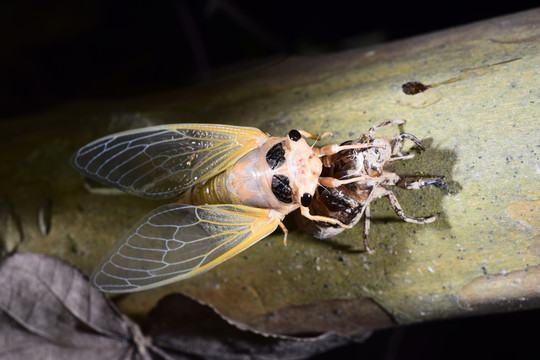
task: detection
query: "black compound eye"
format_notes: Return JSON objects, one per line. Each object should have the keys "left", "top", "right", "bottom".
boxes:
{"left": 271, "top": 175, "right": 293, "bottom": 203}
{"left": 301, "top": 193, "right": 312, "bottom": 207}
{"left": 266, "top": 142, "right": 286, "bottom": 169}
{"left": 288, "top": 129, "right": 301, "bottom": 142}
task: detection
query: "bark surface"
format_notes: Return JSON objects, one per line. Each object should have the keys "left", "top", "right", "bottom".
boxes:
{"left": 1, "top": 9, "right": 538, "bottom": 336}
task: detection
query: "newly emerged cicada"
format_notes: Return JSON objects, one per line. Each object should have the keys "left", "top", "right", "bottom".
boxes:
{"left": 72, "top": 124, "right": 375, "bottom": 292}
{"left": 295, "top": 120, "right": 442, "bottom": 254}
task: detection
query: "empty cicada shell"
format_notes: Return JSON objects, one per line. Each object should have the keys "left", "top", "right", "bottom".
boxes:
{"left": 295, "top": 120, "right": 442, "bottom": 254}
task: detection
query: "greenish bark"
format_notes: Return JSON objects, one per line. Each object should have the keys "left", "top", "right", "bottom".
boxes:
{"left": 1, "top": 9, "right": 538, "bottom": 336}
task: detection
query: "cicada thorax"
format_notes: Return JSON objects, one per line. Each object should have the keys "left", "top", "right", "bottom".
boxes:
{"left": 184, "top": 134, "right": 323, "bottom": 215}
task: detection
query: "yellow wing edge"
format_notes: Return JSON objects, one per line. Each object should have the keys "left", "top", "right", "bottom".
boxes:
{"left": 184, "top": 205, "right": 284, "bottom": 279}
{"left": 93, "top": 205, "right": 284, "bottom": 293}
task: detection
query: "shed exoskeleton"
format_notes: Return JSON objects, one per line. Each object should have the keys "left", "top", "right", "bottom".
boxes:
{"left": 295, "top": 120, "right": 442, "bottom": 254}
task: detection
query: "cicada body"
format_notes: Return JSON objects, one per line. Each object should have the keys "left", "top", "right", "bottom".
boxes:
{"left": 295, "top": 120, "right": 441, "bottom": 254}
{"left": 72, "top": 123, "right": 362, "bottom": 292}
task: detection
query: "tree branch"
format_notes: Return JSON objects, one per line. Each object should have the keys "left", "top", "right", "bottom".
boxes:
{"left": 1, "top": 9, "right": 538, "bottom": 336}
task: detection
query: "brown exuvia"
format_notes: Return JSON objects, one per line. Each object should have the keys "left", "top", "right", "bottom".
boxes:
{"left": 295, "top": 120, "right": 442, "bottom": 254}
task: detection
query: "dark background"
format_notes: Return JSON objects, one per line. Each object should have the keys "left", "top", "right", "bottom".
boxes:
{"left": 0, "top": 1, "right": 536, "bottom": 118}
{"left": 1, "top": 1, "right": 538, "bottom": 358}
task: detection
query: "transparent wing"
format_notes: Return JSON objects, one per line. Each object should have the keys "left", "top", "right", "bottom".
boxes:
{"left": 92, "top": 204, "right": 282, "bottom": 293}
{"left": 72, "top": 124, "right": 267, "bottom": 199}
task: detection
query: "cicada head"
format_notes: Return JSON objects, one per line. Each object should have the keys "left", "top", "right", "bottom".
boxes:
{"left": 282, "top": 129, "right": 323, "bottom": 208}
{"left": 228, "top": 129, "right": 323, "bottom": 213}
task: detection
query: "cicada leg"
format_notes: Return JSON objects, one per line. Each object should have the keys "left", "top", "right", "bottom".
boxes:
{"left": 359, "top": 183, "right": 436, "bottom": 254}
{"left": 300, "top": 206, "right": 353, "bottom": 229}
{"left": 367, "top": 119, "right": 405, "bottom": 138}
{"left": 318, "top": 174, "right": 377, "bottom": 187}
{"left": 389, "top": 132, "right": 425, "bottom": 159}
{"left": 277, "top": 220, "right": 289, "bottom": 246}
{"left": 298, "top": 129, "right": 333, "bottom": 140}
{"left": 396, "top": 176, "right": 444, "bottom": 190}
{"left": 386, "top": 154, "right": 416, "bottom": 163}
{"left": 383, "top": 189, "right": 436, "bottom": 224}
{"left": 319, "top": 143, "right": 379, "bottom": 156}
{"left": 363, "top": 203, "right": 375, "bottom": 254}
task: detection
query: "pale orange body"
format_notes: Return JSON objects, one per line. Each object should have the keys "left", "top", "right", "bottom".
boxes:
{"left": 184, "top": 135, "right": 322, "bottom": 215}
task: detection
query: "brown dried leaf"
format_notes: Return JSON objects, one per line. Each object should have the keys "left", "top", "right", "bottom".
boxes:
{"left": 0, "top": 253, "right": 160, "bottom": 360}
{"left": 0, "top": 253, "right": 360, "bottom": 360}
{"left": 146, "top": 293, "right": 360, "bottom": 360}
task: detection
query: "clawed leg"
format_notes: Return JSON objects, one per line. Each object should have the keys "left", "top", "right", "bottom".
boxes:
{"left": 362, "top": 119, "right": 426, "bottom": 161}
{"left": 399, "top": 133, "right": 425, "bottom": 150}
{"left": 386, "top": 154, "right": 416, "bottom": 163}
{"left": 363, "top": 204, "right": 375, "bottom": 254}
{"left": 300, "top": 206, "right": 352, "bottom": 229}
{"left": 396, "top": 176, "right": 444, "bottom": 190}
{"left": 367, "top": 119, "right": 405, "bottom": 138}
{"left": 359, "top": 183, "right": 436, "bottom": 254}
{"left": 390, "top": 132, "right": 425, "bottom": 158}
{"left": 361, "top": 190, "right": 434, "bottom": 254}
{"left": 384, "top": 189, "right": 436, "bottom": 224}
{"left": 424, "top": 177, "right": 445, "bottom": 186}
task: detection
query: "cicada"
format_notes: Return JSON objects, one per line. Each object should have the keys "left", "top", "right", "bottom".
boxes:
{"left": 72, "top": 123, "right": 373, "bottom": 292}
{"left": 295, "top": 120, "right": 442, "bottom": 254}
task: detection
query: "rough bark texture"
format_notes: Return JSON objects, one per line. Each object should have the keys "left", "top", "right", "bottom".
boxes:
{"left": 1, "top": 9, "right": 538, "bottom": 337}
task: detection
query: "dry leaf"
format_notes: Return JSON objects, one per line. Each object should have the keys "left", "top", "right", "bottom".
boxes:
{"left": 146, "top": 294, "right": 358, "bottom": 360}
{"left": 0, "top": 253, "right": 360, "bottom": 360}
{"left": 0, "top": 253, "right": 161, "bottom": 360}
